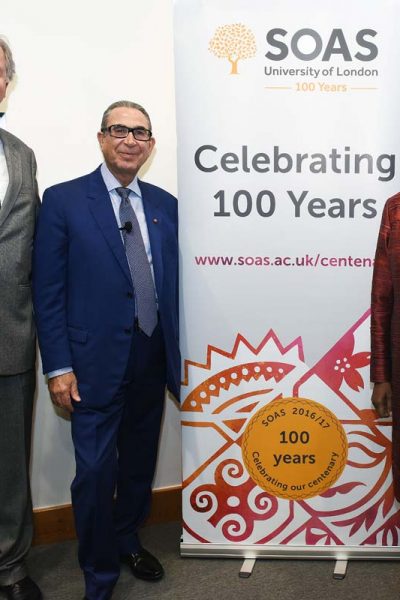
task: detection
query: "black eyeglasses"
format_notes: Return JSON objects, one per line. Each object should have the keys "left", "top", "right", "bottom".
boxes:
{"left": 102, "top": 124, "right": 152, "bottom": 141}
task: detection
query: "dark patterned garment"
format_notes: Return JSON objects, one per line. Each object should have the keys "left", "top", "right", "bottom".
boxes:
{"left": 371, "top": 193, "right": 400, "bottom": 499}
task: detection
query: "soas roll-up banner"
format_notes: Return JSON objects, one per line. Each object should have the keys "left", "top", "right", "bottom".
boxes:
{"left": 174, "top": 0, "right": 400, "bottom": 557}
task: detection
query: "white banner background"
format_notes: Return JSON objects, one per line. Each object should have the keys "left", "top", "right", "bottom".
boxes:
{"left": 175, "top": 0, "right": 400, "bottom": 554}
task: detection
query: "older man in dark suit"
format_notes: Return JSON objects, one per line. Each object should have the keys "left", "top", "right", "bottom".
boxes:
{"left": 33, "top": 100, "right": 180, "bottom": 600}
{"left": 0, "top": 37, "right": 41, "bottom": 600}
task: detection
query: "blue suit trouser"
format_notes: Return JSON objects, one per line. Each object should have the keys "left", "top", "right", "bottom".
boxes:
{"left": 70, "top": 324, "right": 166, "bottom": 600}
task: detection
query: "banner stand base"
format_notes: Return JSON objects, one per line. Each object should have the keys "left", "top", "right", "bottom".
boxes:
{"left": 333, "top": 560, "right": 348, "bottom": 579}
{"left": 239, "top": 558, "right": 256, "bottom": 578}
{"left": 181, "top": 543, "right": 400, "bottom": 561}
{"left": 237, "top": 557, "right": 348, "bottom": 580}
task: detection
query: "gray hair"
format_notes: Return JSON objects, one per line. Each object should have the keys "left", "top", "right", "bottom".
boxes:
{"left": 100, "top": 100, "right": 152, "bottom": 132}
{"left": 0, "top": 36, "right": 15, "bottom": 82}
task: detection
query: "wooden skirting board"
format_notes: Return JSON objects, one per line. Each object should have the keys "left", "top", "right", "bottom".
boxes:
{"left": 32, "top": 485, "right": 182, "bottom": 546}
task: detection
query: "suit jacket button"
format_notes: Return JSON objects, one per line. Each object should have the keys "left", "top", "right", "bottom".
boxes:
{"left": 127, "top": 292, "right": 133, "bottom": 299}
{"left": 124, "top": 327, "right": 132, "bottom": 334}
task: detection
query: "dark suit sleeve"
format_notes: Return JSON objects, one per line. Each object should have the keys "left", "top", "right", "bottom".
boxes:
{"left": 30, "top": 150, "right": 41, "bottom": 219}
{"left": 32, "top": 187, "right": 72, "bottom": 374}
{"left": 174, "top": 196, "right": 179, "bottom": 339}
{"left": 370, "top": 199, "right": 393, "bottom": 382}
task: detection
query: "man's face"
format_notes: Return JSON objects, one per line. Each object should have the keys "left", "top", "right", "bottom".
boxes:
{"left": 97, "top": 107, "right": 155, "bottom": 185}
{"left": 0, "top": 48, "right": 9, "bottom": 104}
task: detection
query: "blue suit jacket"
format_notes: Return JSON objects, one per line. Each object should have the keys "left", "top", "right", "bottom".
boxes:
{"left": 33, "top": 166, "right": 180, "bottom": 404}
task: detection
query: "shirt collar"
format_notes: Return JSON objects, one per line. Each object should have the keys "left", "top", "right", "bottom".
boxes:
{"left": 100, "top": 162, "right": 142, "bottom": 197}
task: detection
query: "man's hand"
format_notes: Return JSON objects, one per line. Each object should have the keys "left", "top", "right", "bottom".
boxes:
{"left": 371, "top": 382, "right": 392, "bottom": 418}
{"left": 48, "top": 372, "right": 81, "bottom": 413}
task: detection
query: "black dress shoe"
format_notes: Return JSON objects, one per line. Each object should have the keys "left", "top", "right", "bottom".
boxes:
{"left": 123, "top": 547, "right": 164, "bottom": 581}
{"left": 0, "top": 577, "right": 42, "bottom": 600}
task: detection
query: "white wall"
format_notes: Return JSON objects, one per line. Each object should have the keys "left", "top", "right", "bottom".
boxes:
{"left": 1, "top": 0, "right": 181, "bottom": 508}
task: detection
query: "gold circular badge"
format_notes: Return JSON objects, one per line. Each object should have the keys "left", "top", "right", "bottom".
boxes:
{"left": 242, "top": 397, "right": 348, "bottom": 500}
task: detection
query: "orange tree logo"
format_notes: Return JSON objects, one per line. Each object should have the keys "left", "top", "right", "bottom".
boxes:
{"left": 209, "top": 23, "right": 256, "bottom": 74}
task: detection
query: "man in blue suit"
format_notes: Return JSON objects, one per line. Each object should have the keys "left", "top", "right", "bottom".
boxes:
{"left": 32, "top": 101, "right": 180, "bottom": 600}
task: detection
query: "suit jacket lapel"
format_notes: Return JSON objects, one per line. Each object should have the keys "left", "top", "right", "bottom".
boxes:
{"left": 140, "top": 181, "right": 164, "bottom": 296}
{"left": 0, "top": 130, "right": 22, "bottom": 229}
{"left": 87, "top": 168, "right": 132, "bottom": 286}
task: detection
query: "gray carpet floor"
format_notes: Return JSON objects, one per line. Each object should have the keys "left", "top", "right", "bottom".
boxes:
{"left": 19, "top": 522, "right": 400, "bottom": 599}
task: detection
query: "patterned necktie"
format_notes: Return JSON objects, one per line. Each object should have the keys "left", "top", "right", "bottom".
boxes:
{"left": 116, "top": 187, "right": 158, "bottom": 336}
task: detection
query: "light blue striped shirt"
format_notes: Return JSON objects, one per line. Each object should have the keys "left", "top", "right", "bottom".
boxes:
{"left": 100, "top": 162, "right": 155, "bottom": 276}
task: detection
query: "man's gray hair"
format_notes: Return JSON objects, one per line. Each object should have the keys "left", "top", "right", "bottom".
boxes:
{"left": 100, "top": 100, "right": 152, "bottom": 132}
{"left": 0, "top": 36, "right": 15, "bottom": 82}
